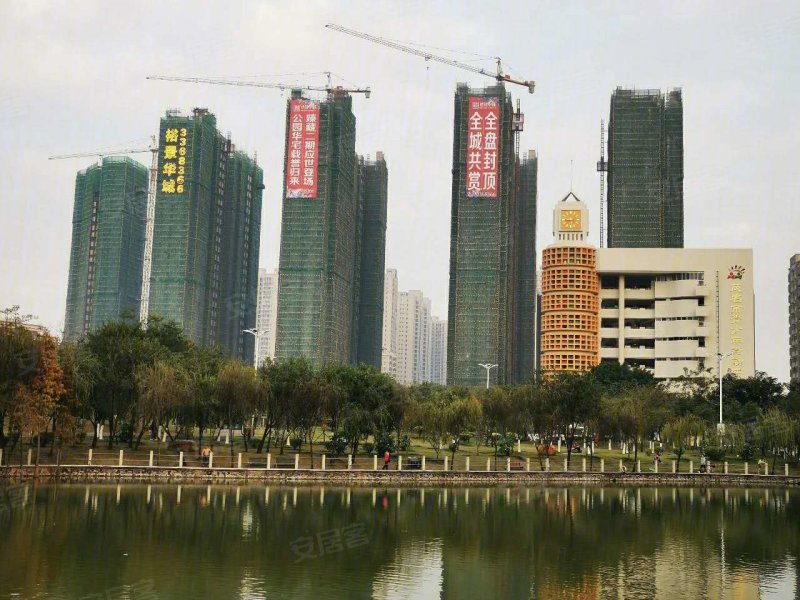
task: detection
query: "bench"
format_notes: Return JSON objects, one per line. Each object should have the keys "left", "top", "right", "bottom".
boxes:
{"left": 248, "top": 458, "right": 271, "bottom": 468}
{"left": 272, "top": 456, "right": 297, "bottom": 469}
{"left": 510, "top": 460, "right": 526, "bottom": 471}
{"left": 405, "top": 457, "right": 422, "bottom": 470}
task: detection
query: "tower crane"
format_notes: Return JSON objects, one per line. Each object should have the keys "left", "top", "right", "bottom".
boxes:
{"left": 49, "top": 138, "right": 159, "bottom": 324}
{"left": 146, "top": 71, "right": 371, "bottom": 99}
{"left": 325, "top": 23, "right": 535, "bottom": 94}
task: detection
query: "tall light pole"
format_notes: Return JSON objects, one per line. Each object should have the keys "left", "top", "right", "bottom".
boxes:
{"left": 717, "top": 351, "right": 732, "bottom": 428}
{"left": 243, "top": 328, "right": 260, "bottom": 368}
{"left": 478, "top": 363, "right": 498, "bottom": 389}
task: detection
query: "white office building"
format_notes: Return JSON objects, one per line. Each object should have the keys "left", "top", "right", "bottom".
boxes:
{"left": 381, "top": 269, "right": 400, "bottom": 379}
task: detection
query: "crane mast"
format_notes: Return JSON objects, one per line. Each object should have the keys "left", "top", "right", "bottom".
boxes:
{"left": 325, "top": 23, "right": 535, "bottom": 93}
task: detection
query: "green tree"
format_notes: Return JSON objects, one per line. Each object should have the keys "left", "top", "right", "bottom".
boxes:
{"left": 662, "top": 415, "right": 705, "bottom": 471}
{"left": 135, "top": 359, "right": 187, "bottom": 451}
{"left": 0, "top": 307, "right": 39, "bottom": 449}
{"left": 756, "top": 407, "right": 795, "bottom": 473}
{"left": 548, "top": 372, "right": 601, "bottom": 467}
{"left": 215, "top": 360, "right": 259, "bottom": 456}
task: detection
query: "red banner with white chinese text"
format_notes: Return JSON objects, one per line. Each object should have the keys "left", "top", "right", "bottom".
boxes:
{"left": 285, "top": 99, "right": 320, "bottom": 198}
{"left": 465, "top": 96, "right": 500, "bottom": 198}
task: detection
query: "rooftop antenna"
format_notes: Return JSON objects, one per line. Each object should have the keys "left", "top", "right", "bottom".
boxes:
{"left": 570, "top": 160, "right": 574, "bottom": 193}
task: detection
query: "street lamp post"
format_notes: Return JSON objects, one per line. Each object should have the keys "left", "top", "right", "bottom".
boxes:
{"left": 243, "top": 328, "right": 260, "bottom": 368}
{"left": 717, "top": 351, "right": 732, "bottom": 429}
{"left": 478, "top": 363, "right": 498, "bottom": 390}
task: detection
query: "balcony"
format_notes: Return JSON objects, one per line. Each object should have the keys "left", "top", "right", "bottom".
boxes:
{"left": 695, "top": 326, "right": 709, "bottom": 337}
{"left": 600, "top": 288, "right": 620, "bottom": 299}
{"left": 601, "top": 348, "right": 620, "bottom": 359}
{"left": 624, "top": 346, "right": 655, "bottom": 360}
{"left": 624, "top": 288, "right": 655, "bottom": 300}
{"left": 624, "top": 327, "right": 655, "bottom": 339}
{"left": 624, "top": 307, "right": 655, "bottom": 319}
{"left": 600, "top": 328, "right": 619, "bottom": 339}
{"left": 695, "top": 347, "right": 710, "bottom": 358}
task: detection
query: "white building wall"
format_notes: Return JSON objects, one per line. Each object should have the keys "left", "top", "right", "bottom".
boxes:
{"left": 397, "top": 290, "right": 433, "bottom": 385}
{"left": 595, "top": 248, "right": 755, "bottom": 380}
{"left": 254, "top": 268, "right": 279, "bottom": 368}
{"left": 430, "top": 317, "right": 448, "bottom": 385}
{"left": 381, "top": 269, "right": 399, "bottom": 379}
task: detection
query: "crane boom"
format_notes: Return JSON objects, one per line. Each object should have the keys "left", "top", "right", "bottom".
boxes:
{"left": 146, "top": 74, "right": 371, "bottom": 97}
{"left": 325, "top": 23, "right": 535, "bottom": 93}
{"left": 49, "top": 148, "right": 150, "bottom": 160}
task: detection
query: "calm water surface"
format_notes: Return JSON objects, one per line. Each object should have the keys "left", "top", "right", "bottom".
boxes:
{"left": 0, "top": 483, "right": 798, "bottom": 599}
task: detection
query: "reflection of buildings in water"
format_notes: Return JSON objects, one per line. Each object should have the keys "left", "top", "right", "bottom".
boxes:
{"left": 372, "top": 539, "right": 443, "bottom": 599}
{"left": 654, "top": 537, "right": 760, "bottom": 599}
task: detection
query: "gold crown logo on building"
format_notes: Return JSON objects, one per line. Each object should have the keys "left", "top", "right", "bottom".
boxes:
{"left": 727, "top": 265, "right": 745, "bottom": 280}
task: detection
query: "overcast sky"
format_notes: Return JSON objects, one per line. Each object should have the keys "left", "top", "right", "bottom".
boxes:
{"left": 1, "top": 1, "right": 798, "bottom": 380}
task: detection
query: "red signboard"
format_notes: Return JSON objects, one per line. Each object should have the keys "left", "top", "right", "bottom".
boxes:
{"left": 465, "top": 96, "right": 500, "bottom": 198}
{"left": 285, "top": 99, "right": 320, "bottom": 198}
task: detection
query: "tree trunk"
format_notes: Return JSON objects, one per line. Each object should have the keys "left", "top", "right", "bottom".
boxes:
{"left": 198, "top": 425, "right": 204, "bottom": 457}
{"left": 567, "top": 424, "right": 575, "bottom": 467}
{"left": 257, "top": 425, "right": 270, "bottom": 453}
{"left": 633, "top": 440, "right": 639, "bottom": 470}
{"left": 134, "top": 421, "right": 148, "bottom": 450}
{"left": 90, "top": 419, "right": 98, "bottom": 449}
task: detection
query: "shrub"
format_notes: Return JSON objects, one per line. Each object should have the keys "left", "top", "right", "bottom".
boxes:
{"left": 325, "top": 432, "right": 348, "bottom": 456}
{"left": 497, "top": 434, "right": 516, "bottom": 457}
{"left": 289, "top": 437, "right": 303, "bottom": 451}
{"left": 704, "top": 446, "right": 726, "bottom": 462}
{"left": 363, "top": 442, "right": 375, "bottom": 455}
{"left": 374, "top": 431, "right": 396, "bottom": 455}
{"left": 739, "top": 442, "right": 754, "bottom": 461}
{"left": 397, "top": 435, "right": 411, "bottom": 452}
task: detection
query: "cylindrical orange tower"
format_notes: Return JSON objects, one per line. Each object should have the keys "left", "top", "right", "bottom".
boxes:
{"left": 541, "top": 192, "right": 599, "bottom": 373}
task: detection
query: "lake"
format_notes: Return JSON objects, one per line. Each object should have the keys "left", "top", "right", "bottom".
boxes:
{"left": 0, "top": 484, "right": 797, "bottom": 599}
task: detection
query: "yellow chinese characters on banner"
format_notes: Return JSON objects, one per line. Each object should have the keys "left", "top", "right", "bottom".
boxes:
{"left": 727, "top": 265, "right": 746, "bottom": 376}
{"left": 161, "top": 126, "right": 188, "bottom": 195}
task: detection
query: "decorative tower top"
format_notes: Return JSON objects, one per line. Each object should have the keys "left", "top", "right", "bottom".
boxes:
{"left": 552, "top": 191, "right": 590, "bottom": 244}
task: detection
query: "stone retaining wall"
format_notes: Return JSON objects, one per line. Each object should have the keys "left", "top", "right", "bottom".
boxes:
{"left": 2, "top": 465, "right": 799, "bottom": 487}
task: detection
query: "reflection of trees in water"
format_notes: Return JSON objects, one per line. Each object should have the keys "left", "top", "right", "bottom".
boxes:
{"left": 0, "top": 485, "right": 797, "bottom": 598}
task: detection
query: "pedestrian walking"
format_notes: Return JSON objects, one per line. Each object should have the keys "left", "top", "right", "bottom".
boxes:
{"left": 383, "top": 450, "right": 390, "bottom": 470}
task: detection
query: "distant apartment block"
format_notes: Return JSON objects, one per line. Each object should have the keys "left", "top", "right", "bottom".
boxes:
{"left": 255, "top": 268, "right": 279, "bottom": 367}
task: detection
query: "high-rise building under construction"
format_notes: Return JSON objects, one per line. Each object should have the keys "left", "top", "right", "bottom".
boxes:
{"left": 606, "top": 88, "right": 684, "bottom": 248}
{"left": 447, "top": 83, "right": 537, "bottom": 386}
{"left": 146, "top": 108, "right": 263, "bottom": 364}
{"left": 275, "top": 90, "right": 386, "bottom": 368}
{"left": 64, "top": 157, "right": 148, "bottom": 341}
{"left": 353, "top": 153, "right": 388, "bottom": 368}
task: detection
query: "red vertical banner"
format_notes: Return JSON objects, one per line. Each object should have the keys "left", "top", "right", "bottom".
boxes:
{"left": 465, "top": 96, "right": 500, "bottom": 198}
{"left": 286, "top": 99, "right": 320, "bottom": 198}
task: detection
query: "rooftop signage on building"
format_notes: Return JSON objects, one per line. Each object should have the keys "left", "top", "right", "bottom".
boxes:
{"left": 466, "top": 96, "right": 499, "bottom": 198}
{"left": 159, "top": 126, "right": 189, "bottom": 196}
{"left": 285, "top": 99, "right": 319, "bottom": 199}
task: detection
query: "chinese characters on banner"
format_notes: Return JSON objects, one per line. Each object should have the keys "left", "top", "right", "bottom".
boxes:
{"left": 161, "top": 126, "right": 189, "bottom": 195}
{"left": 286, "top": 99, "right": 320, "bottom": 198}
{"left": 728, "top": 273, "right": 745, "bottom": 376}
{"left": 465, "top": 96, "right": 500, "bottom": 198}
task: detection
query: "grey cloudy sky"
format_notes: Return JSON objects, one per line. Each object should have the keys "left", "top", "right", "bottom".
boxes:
{"left": 1, "top": 1, "right": 798, "bottom": 380}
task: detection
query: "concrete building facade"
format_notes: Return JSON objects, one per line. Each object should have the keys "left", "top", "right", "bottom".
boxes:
{"left": 397, "top": 290, "right": 432, "bottom": 385}
{"left": 254, "top": 268, "right": 279, "bottom": 368}
{"left": 430, "top": 317, "right": 448, "bottom": 385}
{"left": 381, "top": 269, "right": 399, "bottom": 379}
{"left": 544, "top": 193, "right": 754, "bottom": 381}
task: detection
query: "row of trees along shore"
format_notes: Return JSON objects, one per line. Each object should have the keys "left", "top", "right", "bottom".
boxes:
{"left": 2, "top": 308, "right": 800, "bottom": 471}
